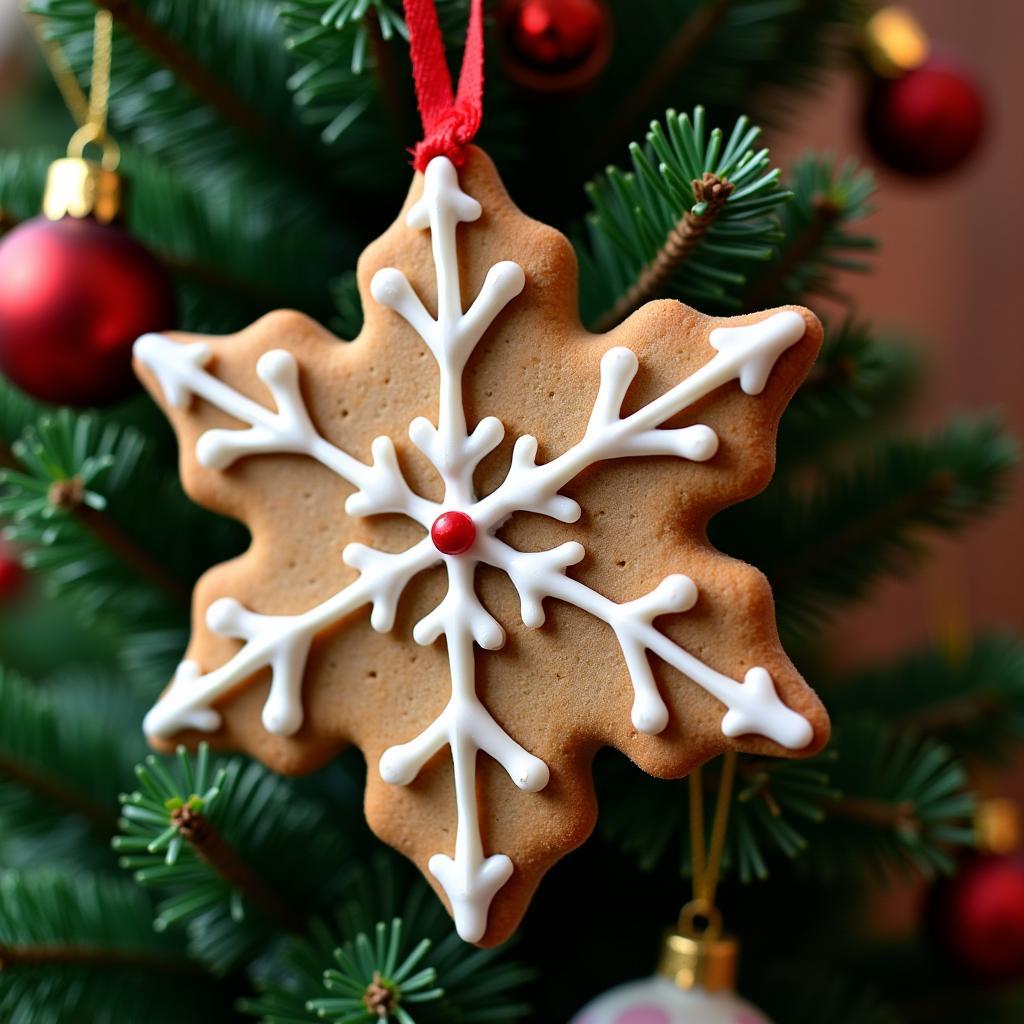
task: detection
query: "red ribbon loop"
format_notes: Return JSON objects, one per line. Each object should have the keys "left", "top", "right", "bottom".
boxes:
{"left": 404, "top": 0, "right": 485, "bottom": 171}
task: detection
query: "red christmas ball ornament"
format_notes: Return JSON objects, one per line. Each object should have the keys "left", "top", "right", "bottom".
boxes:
{"left": 0, "top": 540, "right": 25, "bottom": 603}
{"left": 498, "top": 0, "right": 612, "bottom": 93}
{"left": 928, "top": 851, "right": 1024, "bottom": 983}
{"left": 0, "top": 149, "right": 175, "bottom": 407}
{"left": 431, "top": 511, "right": 477, "bottom": 556}
{"left": 865, "top": 57, "right": 986, "bottom": 177}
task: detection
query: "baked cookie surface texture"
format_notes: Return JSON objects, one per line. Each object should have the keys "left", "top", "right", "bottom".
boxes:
{"left": 134, "top": 146, "right": 829, "bottom": 946}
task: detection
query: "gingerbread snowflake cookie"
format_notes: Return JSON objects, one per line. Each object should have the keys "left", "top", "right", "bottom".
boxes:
{"left": 134, "top": 146, "right": 829, "bottom": 946}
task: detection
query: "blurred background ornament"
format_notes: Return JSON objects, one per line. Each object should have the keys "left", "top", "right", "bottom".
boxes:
{"left": 0, "top": 538, "right": 25, "bottom": 603}
{"left": 927, "top": 798, "right": 1024, "bottom": 984}
{"left": 860, "top": 6, "right": 986, "bottom": 177}
{"left": 0, "top": 11, "right": 174, "bottom": 407}
{"left": 571, "top": 757, "right": 772, "bottom": 1024}
{"left": 497, "top": 0, "right": 612, "bottom": 93}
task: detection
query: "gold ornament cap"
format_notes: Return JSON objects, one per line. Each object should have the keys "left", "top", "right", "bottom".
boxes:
{"left": 863, "top": 6, "right": 930, "bottom": 78}
{"left": 658, "top": 903, "right": 739, "bottom": 994}
{"left": 43, "top": 124, "right": 122, "bottom": 224}
{"left": 976, "top": 797, "right": 1022, "bottom": 856}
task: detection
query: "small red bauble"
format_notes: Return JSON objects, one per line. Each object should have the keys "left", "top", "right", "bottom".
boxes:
{"left": 927, "top": 853, "right": 1024, "bottom": 983}
{"left": 0, "top": 215, "right": 176, "bottom": 406}
{"left": 0, "top": 541, "right": 25, "bottom": 603}
{"left": 498, "top": 0, "right": 612, "bottom": 92}
{"left": 864, "top": 57, "right": 986, "bottom": 177}
{"left": 431, "top": 511, "right": 477, "bottom": 556}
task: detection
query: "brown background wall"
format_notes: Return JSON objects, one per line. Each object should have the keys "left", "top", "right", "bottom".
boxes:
{"left": 768, "top": 0, "right": 1024, "bottom": 665}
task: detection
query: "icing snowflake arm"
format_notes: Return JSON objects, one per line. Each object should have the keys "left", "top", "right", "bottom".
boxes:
{"left": 370, "top": 158, "right": 525, "bottom": 505}
{"left": 481, "top": 536, "right": 813, "bottom": 750}
{"left": 472, "top": 310, "right": 809, "bottom": 531}
{"left": 378, "top": 558, "right": 549, "bottom": 943}
{"left": 143, "top": 538, "right": 438, "bottom": 740}
{"left": 133, "top": 333, "right": 438, "bottom": 527}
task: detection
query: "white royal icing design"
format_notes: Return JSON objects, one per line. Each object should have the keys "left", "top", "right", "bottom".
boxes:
{"left": 135, "top": 156, "right": 813, "bottom": 942}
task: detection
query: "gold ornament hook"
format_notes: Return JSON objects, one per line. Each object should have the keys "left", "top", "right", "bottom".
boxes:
{"left": 67, "top": 122, "right": 121, "bottom": 171}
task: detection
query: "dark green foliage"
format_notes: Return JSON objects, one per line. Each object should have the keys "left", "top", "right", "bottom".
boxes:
{"left": 744, "top": 153, "right": 876, "bottom": 309}
{"left": 749, "top": 968, "right": 902, "bottom": 1024}
{"left": 580, "top": 107, "right": 789, "bottom": 322}
{"left": 811, "top": 719, "right": 974, "bottom": 880}
{"left": 0, "top": 869, "right": 230, "bottom": 1024}
{"left": 0, "top": 378, "right": 43, "bottom": 447}
{"left": 777, "top": 319, "right": 919, "bottom": 466}
{"left": 829, "top": 635, "right": 1024, "bottom": 762}
{"left": 244, "top": 856, "right": 532, "bottom": 1023}
{"left": 715, "top": 418, "right": 1019, "bottom": 640}
{"left": 25, "top": 0, "right": 331, "bottom": 207}
{"left": 596, "top": 749, "right": 837, "bottom": 883}
{"left": 115, "top": 745, "right": 351, "bottom": 973}
{"left": 0, "top": 410, "right": 228, "bottom": 683}
{"left": 0, "top": 665, "right": 142, "bottom": 868}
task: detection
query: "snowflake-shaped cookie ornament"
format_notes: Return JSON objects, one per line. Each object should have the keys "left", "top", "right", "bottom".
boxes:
{"left": 135, "top": 148, "right": 829, "bottom": 946}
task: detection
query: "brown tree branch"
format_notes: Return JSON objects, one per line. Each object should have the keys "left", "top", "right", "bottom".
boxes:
{"left": 171, "top": 804, "right": 304, "bottom": 934}
{"left": 47, "top": 477, "right": 191, "bottom": 609}
{"left": 593, "top": 173, "right": 734, "bottom": 333}
{"left": 767, "top": 472, "right": 956, "bottom": 597}
{"left": 827, "top": 795, "right": 920, "bottom": 834}
{"left": 0, "top": 753, "right": 117, "bottom": 831}
{"left": 744, "top": 196, "right": 841, "bottom": 311}
{"left": 0, "top": 942, "right": 199, "bottom": 972}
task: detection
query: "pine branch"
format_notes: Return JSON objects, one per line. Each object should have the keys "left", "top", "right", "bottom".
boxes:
{"left": 25, "top": 0, "right": 348, "bottom": 230}
{"left": 580, "top": 107, "right": 789, "bottom": 325}
{"left": 0, "top": 751, "right": 115, "bottom": 832}
{"left": 0, "top": 665, "right": 141, "bottom": 850}
{"left": 808, "top": 718, "right": 975, "bottom": 880}
{"left": 244, "top": 854, "right": 533, "bottom": 1024}
{"left": 713, "top": 418, "right": 1019, "bottom": 640}
{"left": 0, "top": 870, "right": 233, "bottom": 1024}
{"left": 116, "top": 746, "right": 352, "bottom": 974}
{"left": 776, "top": 319, "right": 918, "bottom": 466}
{"left": 593, "top": 171, "right": 735, "bottom": 331}
{"left": 169, "top": 802, "right": 305, "bottom": 934}
{"left": 47, "top": 476, "right": 189, "bottom": 608}
{"left": 826, "top": 634, "right": 1024, "bottom": 762}
{"left": 743, "top": 154, "right": 876, "bottom": 310}
{"left": 596, "top": 749, "right": 837, "bottom": 883}
{"left": 93, "top": 0, "right": 276, "bottom": 143}
{"left": 0, "top": 411, "right": 195, "bottom": 613}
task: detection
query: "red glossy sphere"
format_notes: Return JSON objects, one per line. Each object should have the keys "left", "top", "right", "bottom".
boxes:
{"left": 929, "top": 853, "right": 1024, "bottom": 982}
{"left": 0, "top": 215, "right": 176, "bottom": 406}
{"left": 865, "top": 58, "right": 986, "bottom": 177}
{"left": 430, "top": 511, "right": 477, "bottom": 556}
{"left": 498, "top": 0, "right": 611, "bottom": 91}
{"left": 0, "top": 542, "right": 24, "bottom": 603}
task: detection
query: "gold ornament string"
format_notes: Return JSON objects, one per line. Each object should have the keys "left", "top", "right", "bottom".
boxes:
{"left": 26, "top": 10, "right": 118, "bottom": 168}
{"left": 684, "top": 750, "right": 738, "bottom": 927}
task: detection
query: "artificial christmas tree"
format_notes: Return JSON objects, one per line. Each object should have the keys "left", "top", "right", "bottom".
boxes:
{"left": 0, "top": 1, "right": 1019, "bottom": 1022}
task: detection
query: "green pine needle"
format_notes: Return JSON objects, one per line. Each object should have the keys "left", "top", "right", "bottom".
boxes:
{"left": 714, "top": 417, "right": 1019, "bottom": 641}
{"left": 579, "top": 106, "right": 790, "bottom": 324}
{"left": 115, "top": 745, "right": 351, "bottom": 974}
{"left": 244, "top": 855, "right": 532, "bottom": 1024}
{"left": 828, "top": 634, "right": 1024, "bottom": 763}
{"left": 0, "top": 869, "right": 231, "bottom": 1024}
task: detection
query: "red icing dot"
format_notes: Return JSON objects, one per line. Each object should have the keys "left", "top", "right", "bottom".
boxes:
{"left": 431, "top": 511, "right": 477, "bottom": 556}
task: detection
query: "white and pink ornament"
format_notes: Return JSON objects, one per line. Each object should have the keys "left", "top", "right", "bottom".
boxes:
{"left": 570, "top": 974, "right": 772, "bottom": 1024}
